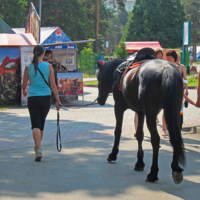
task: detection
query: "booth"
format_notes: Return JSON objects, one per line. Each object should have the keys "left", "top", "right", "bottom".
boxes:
{"left": 15, "top": 26, "right": 95, "bottom": 105}
{"left": 0, "top": 31, "right": 36, "bottom": 102}
{"left": 125, "top": 41, "right": 162, "bottom": 54}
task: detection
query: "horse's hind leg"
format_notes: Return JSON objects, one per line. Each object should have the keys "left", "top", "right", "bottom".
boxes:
{"left": 134, "top": 112, "right": 145, "bottom": 171}
{"left": 171, "top": 150, "right": 184, "bottom": 184}
{"left": 145, "top": 113, "right": 160, "bottom": 182}
{"left": 107, "top": 104, "right": 126, "bottom": 162}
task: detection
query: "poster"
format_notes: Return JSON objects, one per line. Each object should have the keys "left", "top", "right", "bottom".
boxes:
{"left": 20, "top": 46, "right": 34, "bottom": 106}
{"left": 0, "top": 47, "right": 21, "bottom": 101}
{"left": 25, "top": 3, "right": 40, "bottom": 44}
{"left": 57, "top": 73, "right": 83, "bottom": 96}
{"left": 52, "top": 49, "right": 77, "bottom": 71}
{"left": 41, "top": 28, "right": 72, "bottom": 46}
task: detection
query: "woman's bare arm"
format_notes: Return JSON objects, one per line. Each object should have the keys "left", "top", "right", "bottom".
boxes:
{"left": 22, "top": 66, "right": 29, "bottom": 96}
{"left": 184, "top": 92, "right": 196, "bottom": 106}
{"left": 49, "top": 64, "right": 62, "bottom": 110}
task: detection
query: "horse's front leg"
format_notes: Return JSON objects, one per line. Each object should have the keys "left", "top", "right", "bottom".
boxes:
{"left": 146, "top": 113, "right": 160, "bottom": 182}
{"left": 134, "top": 112, "right": 145, "bottom": 171}
{"left": 171, "top": 152, "right": 184, "bottom": 184}
{"left": 107, "top": 104, "right": 126, "bottom": 162}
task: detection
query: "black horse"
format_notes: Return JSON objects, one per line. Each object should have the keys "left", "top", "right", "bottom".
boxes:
{"left": 96, "top": 48, "right": 185, "bottom": 183}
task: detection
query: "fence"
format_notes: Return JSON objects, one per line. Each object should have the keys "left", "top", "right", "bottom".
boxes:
{"left": 77, "top": 55, "right": 116, "bottom": 78}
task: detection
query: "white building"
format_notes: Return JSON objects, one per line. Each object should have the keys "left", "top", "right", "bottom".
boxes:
{"left": 105, "top": 0, "right": 136, "bottom": 12}
{"left": 125, "top": 0, "right": 136, "bottom": 12}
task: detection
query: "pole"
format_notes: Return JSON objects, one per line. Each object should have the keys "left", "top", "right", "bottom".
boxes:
{"left": 39, "top": 0, "right": 42, "bottom": 21}
{"left": 94, "top": 0, "right": 99, "bottom": 53}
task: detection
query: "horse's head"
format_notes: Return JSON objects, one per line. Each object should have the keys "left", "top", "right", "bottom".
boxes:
{"left": 96, "top": 61, "right": 110, "bottom": 106}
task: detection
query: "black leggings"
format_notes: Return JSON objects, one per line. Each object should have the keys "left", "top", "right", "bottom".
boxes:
{"left": 28, "top": 96, "right": 51, "bottom": 131}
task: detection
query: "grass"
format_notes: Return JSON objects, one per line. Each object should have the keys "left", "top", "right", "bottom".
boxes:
{"left": 187, "top": 76, "right": 198, "bottom": 86}
{"left": 82, "top": 79, "right": 198, "bottom": 86}
{"left": 84, "top": 81, "right": 98, "bottom": 85}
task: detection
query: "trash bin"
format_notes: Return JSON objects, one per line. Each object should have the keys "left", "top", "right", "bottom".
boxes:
{"left": 186, "top": 66, "right": 190, "bottom": 75}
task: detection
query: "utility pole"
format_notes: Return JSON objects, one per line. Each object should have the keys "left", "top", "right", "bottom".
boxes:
{"left": 39, "top": 0, "right": 42, "bottom": 44}
{"left": 94, "top": 0, "right": 99, "bottom": 53}
{"left": 39, "top": 0, "right": 42, "bottom": 20}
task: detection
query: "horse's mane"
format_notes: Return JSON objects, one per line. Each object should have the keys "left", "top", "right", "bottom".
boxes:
{"left": 102, "top": 59, "right": 125, "bottom": 86}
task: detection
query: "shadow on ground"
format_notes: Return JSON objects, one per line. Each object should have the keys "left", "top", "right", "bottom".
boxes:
{"left": 0, "top": 134, "right": 199, "bottom": 199}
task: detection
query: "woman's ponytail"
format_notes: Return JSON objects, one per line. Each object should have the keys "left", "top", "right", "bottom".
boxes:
{"left": 32, "top": 53, "right": 39, "bottom": 76}
{"left": 32, "top": 45, "right": 44, "bottom": 76}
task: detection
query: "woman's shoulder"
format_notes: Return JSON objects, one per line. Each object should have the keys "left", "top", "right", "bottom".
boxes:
{"left": 27, "top": 63, "right": 34, "bottom": 68}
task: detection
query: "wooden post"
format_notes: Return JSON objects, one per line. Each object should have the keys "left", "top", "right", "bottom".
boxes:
{"left": 94, "top": 0, "right": 99, "bottom": 53}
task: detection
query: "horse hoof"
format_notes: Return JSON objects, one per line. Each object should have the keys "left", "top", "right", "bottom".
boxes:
{"left": 107, "top": 155, "right": 117, "bottom": 162}
{"left": 134, "top": 166, "right": 144, "bottom": 171}
{"left": 146, "top": 173, "right": 159, "bottom": 182}
{"left": 172, "top": 171, "right": 183, "bottom": 184}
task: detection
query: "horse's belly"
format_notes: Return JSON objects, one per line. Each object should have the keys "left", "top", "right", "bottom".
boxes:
{"left": 122, "top": 69, "right": 143, "bottom": 111}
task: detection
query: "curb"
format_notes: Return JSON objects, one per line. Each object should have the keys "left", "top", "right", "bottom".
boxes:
{"left": 192, "top": 126, "right": 200, "bottom": 135}
{"left": 83, "top": 85, "right": 197, "bottom": 89}
{"left": 188, "top": 86, "right": 197, "bottom": 89}
{"left": 83, "top": 84, "right": 98, "bottom": 88}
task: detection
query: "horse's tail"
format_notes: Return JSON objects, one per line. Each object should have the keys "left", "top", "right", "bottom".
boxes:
{"left": 162, "top": 65, "right": 185, "bottom": 166}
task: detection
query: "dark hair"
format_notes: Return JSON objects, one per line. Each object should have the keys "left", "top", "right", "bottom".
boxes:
{"left": 166, "top": 50, "right": 177, "bottom": 62}
{"left": 45, "top": 50, "right": 52, "bottom": 56}
{"left": 155, "top": 48, "right": 163, "bottom": 58}
{"left": 32, "top": 45, "right": 44, "bottom": 75}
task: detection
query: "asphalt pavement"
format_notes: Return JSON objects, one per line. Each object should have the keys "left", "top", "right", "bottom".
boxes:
{"left": 0, "top": 86, "right": 200, "bottom": 200}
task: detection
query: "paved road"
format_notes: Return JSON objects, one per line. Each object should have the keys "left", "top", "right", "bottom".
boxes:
{"left": 0, "top": 87, "right": 200, "bottom": 199}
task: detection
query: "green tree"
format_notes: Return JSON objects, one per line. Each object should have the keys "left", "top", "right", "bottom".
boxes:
{"left": 78, "top": 41, "right": 97, "bottom": 76}
{"left": 181, "top": 0, "right": 200, "bottom": 61}
{"left": 0, "top": 0, "right": 27, "bottom": 28}
{"left": 118, "top": 8, "right": 128, "bottom": 26}
{"left": 116, "top": 41, "right": 127, "bottom": 58}
{"left": 27, "top": 0, "right": 113, "bottom": 52}
{"left": 127, "top": 0, "right": 186, "bottom": 48}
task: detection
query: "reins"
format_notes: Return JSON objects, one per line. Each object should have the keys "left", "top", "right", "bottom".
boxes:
{"left": 56, "top": 111, "right": 62, "bottom": 152}
{"left": 64, "top": 98, "right": 98, "bottom": 108}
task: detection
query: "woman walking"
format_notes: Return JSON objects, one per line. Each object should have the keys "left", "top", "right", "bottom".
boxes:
{"left": 22, "top": 45, "right": 62, "bottom": 161}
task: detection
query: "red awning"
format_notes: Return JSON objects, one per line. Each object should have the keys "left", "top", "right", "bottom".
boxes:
{"left": 0, "top": 33, "right": 37, "bottom": 46}
{"left": 125, "top": 41, "right": 162, "bottom": 54}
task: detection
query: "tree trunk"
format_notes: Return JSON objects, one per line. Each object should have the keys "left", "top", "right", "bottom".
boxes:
{"left": 94, "top": 0, "right": 99, "bottom": 53}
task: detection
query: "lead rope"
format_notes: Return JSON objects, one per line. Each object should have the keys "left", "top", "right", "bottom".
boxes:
{"left": 56, "top": 111, "right": 62, "bottom": 152}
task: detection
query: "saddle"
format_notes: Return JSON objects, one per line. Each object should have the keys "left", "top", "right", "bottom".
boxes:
{"left": 113, "top": 48, "right": 156, "bottom": 91}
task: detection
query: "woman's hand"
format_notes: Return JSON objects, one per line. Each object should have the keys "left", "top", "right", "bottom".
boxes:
{"left": 56, "top": 101, "right": 62, "bottom": 110}
{"left": 196, "top": 99, "right": 200, "bottom": 107}
{"left": 23, "top": 89, "right": 27, "bottom": 97}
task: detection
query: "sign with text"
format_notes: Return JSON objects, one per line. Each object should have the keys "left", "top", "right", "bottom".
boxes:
{"left": 20, "top": 46, "right": 34, "bottom": 106}
{"left": 52, "top": 49, "right": 77, "bottom": 71}
{"left": 25, "top": 3, "right": 41, "bottom": 43}
{"left": 183, "top": 21, "right": 191, "bottom": 46}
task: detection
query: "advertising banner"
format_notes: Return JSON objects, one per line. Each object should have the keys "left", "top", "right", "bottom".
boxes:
{"left": 52, "top": 49, "right": 77, "bottom": 71}
{"left": 0, "top": 47, "right": 21, "bottom": 101}
{"left": 20, "top": 46, "right": 34, "bottom": 106}
{"left": 57, "top": 73, "right": 83, "bottom": 96}
{"left": 25, "top": 3, "right": 41, "bottom": 44}
{"left": 41, "top": 28, "right": 72, "bottom": 46}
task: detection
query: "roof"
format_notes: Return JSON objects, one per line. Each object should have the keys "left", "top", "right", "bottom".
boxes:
{"left": 42, "top": 39, "right": 96, "bottom": 47}
{"left": 0, "top": 33, "right": 37, "bottom": 46}
{"left": 0, "top": 18, "right": 15, "bottom": 34}
{"left": 13, "top": 27, "right": 69, "bottom": 44}
{"left": 125, "top": 41, "right": 162, "bottom": 53}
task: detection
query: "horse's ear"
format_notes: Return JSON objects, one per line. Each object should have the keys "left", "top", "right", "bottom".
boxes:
{"left": 97, "top": 60, "right": 105, "bottom": 69}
